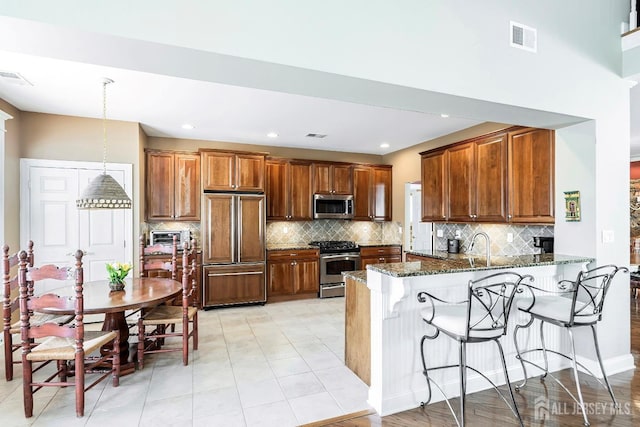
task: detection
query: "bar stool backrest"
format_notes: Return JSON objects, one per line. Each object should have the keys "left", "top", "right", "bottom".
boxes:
{"left": 571, "top": 265, "right": 628, "bottom": 324}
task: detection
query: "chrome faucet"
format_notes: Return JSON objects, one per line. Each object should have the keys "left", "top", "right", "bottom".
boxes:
{"left": 468, "top": 231, "right": 491, "bottom": 266}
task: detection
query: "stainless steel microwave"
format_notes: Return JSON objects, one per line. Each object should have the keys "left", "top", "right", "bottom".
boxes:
{"left": 313, "top": 194, "right": 354, "bottom": 219}
{"left": 149, "top": 230, "right": 191, "bottom": 249}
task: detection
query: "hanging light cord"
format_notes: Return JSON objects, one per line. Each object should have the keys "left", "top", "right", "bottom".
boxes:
{"left": 102, "top": 78, "right": 113, "bottom": 175}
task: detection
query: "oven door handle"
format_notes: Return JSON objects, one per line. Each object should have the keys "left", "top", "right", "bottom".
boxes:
{"left": 321, "top": 283, "right": 346, "bottom": 290}
{"left": 321, "top": 254, "right": 360, "bottom": 260}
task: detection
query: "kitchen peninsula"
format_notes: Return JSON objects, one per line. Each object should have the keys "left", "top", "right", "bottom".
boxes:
{"left": 344, "top": 253, "right": 593, "bottom": 416}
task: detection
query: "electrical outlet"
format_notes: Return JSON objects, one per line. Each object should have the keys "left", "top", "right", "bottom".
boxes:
{"left": 507, "top": 232, "right": 513, "bottom": 243}
{"left": 455, "top": 230, "right": 461, "bottom": 238}
{"left": 436, "top": 229, "right": 444, "bottom": 238}
{"left": 602, "top": 229, "right": 615, "bottom": 243}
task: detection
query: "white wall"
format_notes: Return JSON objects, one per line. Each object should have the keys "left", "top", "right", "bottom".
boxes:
{"left": 0, "top": 0, "right": 633, "bottom": 367}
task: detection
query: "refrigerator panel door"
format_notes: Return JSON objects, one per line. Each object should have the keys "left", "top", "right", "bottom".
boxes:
{"left": 238, "top": 194, "right": 266, "bottom": 263}
{"left": 202, "top": 193, "right": 235, "bottom": 264}
{"left": 202, "top": 263, "right": 266, "bottom": 307}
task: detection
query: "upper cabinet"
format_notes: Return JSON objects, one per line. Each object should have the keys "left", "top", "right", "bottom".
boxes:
{"left": 201, "top": 150, "right": 265, "bottom": 192}
{"left": 145, "top": 149, "right": 200, "bottom": 221}
{"left": 508, "top": 128, "right": 555, "bottom": 223}
{"left": 266, "top": 158, "right": 313, "bottom": 221}
{"left": 353, "top": 165, "right": 392, "bottom": 221}
{"left": 313, "top": 162, "right": 353, "bottom": 195}
{"left": 421, "top": 127, "right": 553, "bottom": 224}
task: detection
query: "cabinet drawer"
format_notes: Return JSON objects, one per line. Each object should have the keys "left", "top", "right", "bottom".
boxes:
{"left": 267, "top": 249, "right": 319, "bottom": 261}
{"left": 360, "top": 246, "right": 401, "bottom": 257}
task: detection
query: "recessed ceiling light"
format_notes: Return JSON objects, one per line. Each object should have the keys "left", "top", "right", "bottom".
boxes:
{"left": 440, "top": 113, "right": 450, "bottom": 118}
{"left": 267, "top": 132, "right": 279, "bottom": 138}
{"left": 181, "top": 123, "right": 194, "bottom": 130}
{"left": 380, "top": 143, "right": 390, "bottom": 148}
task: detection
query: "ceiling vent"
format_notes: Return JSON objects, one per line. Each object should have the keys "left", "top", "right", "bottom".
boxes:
{"left": 510, "top": 21, "right": 537, "bottom": 53}
{"left": 0, "top": 71, "right": 32, "bottom": 86}
{"left": 306, "top": 133, "right": 327, "bottom": 138}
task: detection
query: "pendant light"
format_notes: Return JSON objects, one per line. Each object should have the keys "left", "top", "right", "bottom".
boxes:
{"left": 76, "top": 78, "right": 132, "bottom": 209}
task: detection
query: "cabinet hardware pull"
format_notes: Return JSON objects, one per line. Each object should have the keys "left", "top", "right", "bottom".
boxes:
{"left": 207, "top": 272, "right": 262, "bottom": 277}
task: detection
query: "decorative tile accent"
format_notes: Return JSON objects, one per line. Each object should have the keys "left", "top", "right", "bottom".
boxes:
{"left": 433, "top": 223, "right": 554, "bottom": 256}
{"left": 266, "top": 221, "right": 402, "bottom": 245}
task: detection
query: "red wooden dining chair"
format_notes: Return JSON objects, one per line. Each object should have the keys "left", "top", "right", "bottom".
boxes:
{"left": 137, "top": 241, "right": 198, "bottom": 368}
{"left": 3, "top": 241, "right": 73, "bottom": 382}
{"left": 139, "top": 234, "right": 178, "bottom": 279}
{"left": 19, "top": 249, "right": 120, "bottom": 418}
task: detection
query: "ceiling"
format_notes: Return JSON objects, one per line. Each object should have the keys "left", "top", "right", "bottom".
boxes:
{"left": 0, "top": 49, "right": 483, "bottom": 156}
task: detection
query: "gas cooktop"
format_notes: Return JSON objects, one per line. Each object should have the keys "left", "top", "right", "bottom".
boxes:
{"left": 309, "top": 240, "right": 359, "bottom": 253}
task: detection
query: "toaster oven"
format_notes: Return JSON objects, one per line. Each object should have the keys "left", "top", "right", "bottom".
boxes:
{"left": 149, "top": 230, "right": 191, "bottom": 249}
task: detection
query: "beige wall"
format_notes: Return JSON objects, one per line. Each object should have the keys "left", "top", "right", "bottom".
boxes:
{"left": 0, "top": 98, "right": 22, "bottom": 249}
{"left": 147, "top": 137, "right": 385, "bottom": 164}
{"left": 382, "top": 122, "right": 511, "bottom": 224}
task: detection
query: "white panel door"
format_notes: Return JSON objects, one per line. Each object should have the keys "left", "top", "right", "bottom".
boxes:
{"left": 22, "top": 160, "right": 132, "bottom": 287}
{"left": 405, "top": 183, "right": 433, "bottom": 252}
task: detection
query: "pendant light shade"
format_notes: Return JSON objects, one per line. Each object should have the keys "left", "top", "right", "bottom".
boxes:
{"left": 76, "top": 78, "right": 132, "bottom": 210}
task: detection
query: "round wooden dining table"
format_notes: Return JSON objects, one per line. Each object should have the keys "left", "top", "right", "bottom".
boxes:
{"left": 45, "top": 277, "right": 182, "bottom": 375}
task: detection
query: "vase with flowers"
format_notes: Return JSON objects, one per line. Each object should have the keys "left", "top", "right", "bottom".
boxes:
{"left": 106, "top": 262, "right": 132, "bottom": 291}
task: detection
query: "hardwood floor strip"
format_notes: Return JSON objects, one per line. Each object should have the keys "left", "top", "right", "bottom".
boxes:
{"left": 299, "top": 409, "right": 376, "bottom": 427}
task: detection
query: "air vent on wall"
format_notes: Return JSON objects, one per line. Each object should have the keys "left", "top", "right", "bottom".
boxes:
{"left": 306, "top": 133, "right": 327, "bottom": 138}
{"left": 510, "top": 21, "right": 537, "bottom": 53}
{"left": 0, "top": 71, "right": 32, "bottom": 86}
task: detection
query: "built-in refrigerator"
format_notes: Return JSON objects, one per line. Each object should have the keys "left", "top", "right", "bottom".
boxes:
{"left": 201, "top": 193, "right": 266, "bottom": 307}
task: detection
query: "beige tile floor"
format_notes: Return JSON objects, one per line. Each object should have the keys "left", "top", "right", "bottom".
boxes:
{"left": 0, "top": 298, "right": 370, "bottom": 426}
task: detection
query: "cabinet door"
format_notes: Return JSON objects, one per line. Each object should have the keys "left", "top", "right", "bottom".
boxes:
{"left": 332, "top": 164, "right": 353, "bottom": 194}
{"left": 475, "top": 134, "right": 507, "bottom": 222}
{"left": 313, "top": 163, "right": 332, "bottom": 194}
{"left": 353, "top": 166, "right": 372, "bottom": 220}
{"left": 146, "top": 151, "right": 175, "bottom": 220}
{"left": 447, "top": 142, "right": 475, "bottom": 222}
{"left": 266, "top": 159, "right": 288, "bottom": 220}
{"left": 236, "top": 154, "right": 265, "bottom": 192}
{"left": 421, "top": 149, "right": 448, "bottom": 221}
{"left": 174, "top": 153, "right": 201, "bottom": 220}
{"left": 202, "top": 194, "right": 234, "bottom": 264}
{"left": 238, "top": 194, "right": 265, "bottom": 263}
{"left": 294, "top": 259, "right": 319, "bottom": 294}
{"left": 202, "top": 151, "right": 235, "bottom": 191}
{"left": 267, "top": 260, "right": 294, "bottom": 296}
{"left": 372, "top": 166, "right": 392, "bottom": 221}
{"left": 289, "top": 161, "right": 313, "bottom": 220}
{"left": 508, "top": 128, "right": 555, "bottom": 223}
{"left": 203, "top": 263, "right": 265, "bottom": 307}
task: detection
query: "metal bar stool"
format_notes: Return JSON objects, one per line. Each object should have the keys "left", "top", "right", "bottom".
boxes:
{"left": 417, "top": 271, "right": 533, "bottom": 427}
{"left": 513, "top": 264, "right": 628, "bottom": 426}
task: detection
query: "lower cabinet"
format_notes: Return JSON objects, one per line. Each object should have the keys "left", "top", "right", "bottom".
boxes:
{"left": 267, "top": 248, "right": 319, "bottom": 302}
{"left": 202, "top": 263, "right": 265, "bottom": 307}
{"left": 344, "top": 275, "right": 370, "bottom": 386}
{"left": 360, "top": 246, "right": 402, "bottom": 269}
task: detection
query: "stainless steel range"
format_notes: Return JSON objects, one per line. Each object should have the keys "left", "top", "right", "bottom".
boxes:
{"left": 309, "top": 240, "right": 361, "bottom": 298}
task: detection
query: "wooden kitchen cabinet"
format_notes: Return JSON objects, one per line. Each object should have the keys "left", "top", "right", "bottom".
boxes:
{"left": 267, "top": 248, "right": 319, "bottom": 301}
{"left": 345, "top": 275, "right": 370, "bottom": 386}
{"left": 145, "top": 150, "right": 200, "bottom": 221}
{"left": 266, "top": 158, "right": 313, "bottom": 221}
{"left": 508, "top": 128, "right": 555, "bottom": 223}
{"left": 360, "top": 245, "right": 402, "bottom": 269}
{"left": 448, "top": 132, "right": 507, "bottom": 222}
{"left": 202, "top": 263, "right": 265, "bottom": 307}
{"left": 313, "top": 162, "right": 353, "bottom": 195}
{"left": 201, "top": 149, "right": 265, "bottom": 192}
{"left": 353, "top": 165, "right": 392, "bottom": 221}
{"left": 421, "top": 149, "right": 447, "bottom": 222}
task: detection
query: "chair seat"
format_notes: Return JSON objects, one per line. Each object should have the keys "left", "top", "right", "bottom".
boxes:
{"left": 421, "top": 304, "right": 504, "bottom": 339}
{"left": 9, "top": 313, "right": 74, "bottom": 334}
{"left": 141, "top": 305, "right": 197, "bottom": 326}
{"left": 516, "top": 295, "right": 598, "bottom": 324}
{"left": 26, "top": 330, "right": 117, "bottom": 361}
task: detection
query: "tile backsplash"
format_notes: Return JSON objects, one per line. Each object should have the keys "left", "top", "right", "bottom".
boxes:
{"left": 266, "top": 220, "right": 403, "bottom": 245}
{"left": 433, "top": 223, "right": 554, "bottom": 256}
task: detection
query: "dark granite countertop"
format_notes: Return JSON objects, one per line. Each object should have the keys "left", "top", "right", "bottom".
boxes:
{"left": 357, "top": 241, "right": 402, "bottom": 248}
{"left": 267, "top": 243, "right": 317, "bottom": 251}
{"left": 343, "top": 270, "right": 367, "bottom": 284}
{"left": 367, "top": 253, "right": 594, "bottom": 278}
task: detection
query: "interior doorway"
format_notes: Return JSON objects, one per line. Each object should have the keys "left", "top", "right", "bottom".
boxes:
{"left": 404, "top": 182, "right": 432, "bottom": 254}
